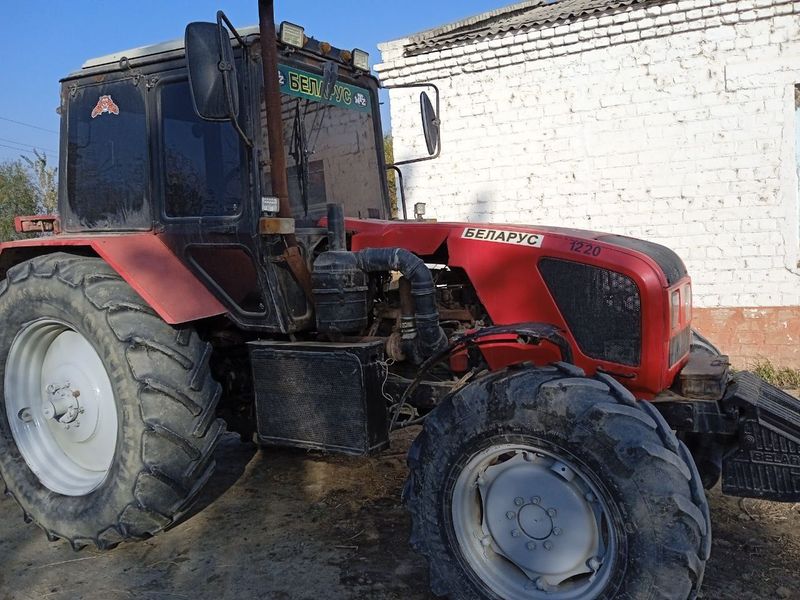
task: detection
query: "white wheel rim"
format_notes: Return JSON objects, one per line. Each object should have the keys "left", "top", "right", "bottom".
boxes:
{"left": 5, "top": 319, "right": 118, "bottom": 496}
{"left": 451, "top": 443, "right": 618, "bottom": 600}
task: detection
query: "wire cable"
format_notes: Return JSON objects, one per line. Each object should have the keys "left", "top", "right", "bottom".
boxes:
{"left": 0, "top": 137, "right": 57, "bottom": 154}
{"left": 0, "top": 142, "right": 46, "bottom": 156}
{"left": 0, "top": 116, "right": 58, "bottom": 134}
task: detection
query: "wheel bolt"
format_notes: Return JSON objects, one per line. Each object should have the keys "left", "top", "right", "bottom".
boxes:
{"left": 514, "top": 497, "right": 524, "bottom": 506}
{"left": 481, "top": 536, "right": 491, "bottom": 547}
{"left": 553, "top": 527, "right": 562, "bottom": 536}
{"left": 511, "top": 529, "right": 520, "bottom": 538}
{"left": 536, "top": 577, "right": 547, "bottom": 590}
{"left": 506, "top": 511, "right": 515, "bottom": 520}
{"left": 588, "top": 557, "right": 601, "bottom": 570}
{"left": 547, "top": 508, "right": 557, "bottom": 517}
{"left": 526, "top": 541, "right": 537, "bottom": 551}
{"left": 531, "top": 496, "right": 541, "bottom": 505}
{"left": 543, "top": 541, "right": 553, "bottom": 551}
{"left": 585, "top": 492, "right": 596, "bottom": 503}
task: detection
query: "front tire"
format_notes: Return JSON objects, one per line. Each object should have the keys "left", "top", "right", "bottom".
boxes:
{"left": 405, "top": 365, "right": 710, "bottom": 599}
{"left": 0, "top": 253, "right": 224, "bottom": 549}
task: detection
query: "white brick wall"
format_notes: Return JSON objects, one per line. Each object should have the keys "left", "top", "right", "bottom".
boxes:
{"left": 377, "top": 0, "right": 800, "bottom": 309}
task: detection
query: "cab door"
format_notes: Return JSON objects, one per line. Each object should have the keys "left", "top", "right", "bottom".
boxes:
{"left": 152, "top": 74, "right": 289, "bottom": 332}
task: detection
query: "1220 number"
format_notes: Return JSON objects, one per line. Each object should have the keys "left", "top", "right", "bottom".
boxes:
{"left": 569, "top": 240, "right": 602, "bottom": 257}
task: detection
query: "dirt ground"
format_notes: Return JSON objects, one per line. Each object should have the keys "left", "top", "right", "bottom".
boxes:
{"left": 2, "top": 427, "right": 800, "bottom": 600}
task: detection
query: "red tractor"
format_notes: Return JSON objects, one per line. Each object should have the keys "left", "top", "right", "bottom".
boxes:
{"left": 1, "top": 3, "right": 797, "bottom": 598}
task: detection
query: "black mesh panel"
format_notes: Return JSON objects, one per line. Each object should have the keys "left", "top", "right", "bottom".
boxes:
{"left": 539, "top": 258, "right": 641, "bottom": 366}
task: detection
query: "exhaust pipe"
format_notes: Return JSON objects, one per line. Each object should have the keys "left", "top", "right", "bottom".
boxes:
{"left": 258, "top": 0, "right": 313, "bottom": 299}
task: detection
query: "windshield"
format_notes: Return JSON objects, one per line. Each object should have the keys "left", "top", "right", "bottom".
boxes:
{"left": 261, "top": 63, "right": 385, "bottom": 222}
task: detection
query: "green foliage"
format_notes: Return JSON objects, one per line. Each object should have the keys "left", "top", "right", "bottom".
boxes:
{"left": 0, "top": 161, "right": 38, "bottom": 241}
{"left": 0, "top": 151, "right": 58, "bottom": 242}
{"left": 752, "top": 359, "right": 800, "bottom": 390}
{"left": 384, "top": 134, "right": 397, "bottom": 217}
{"left": 22, "top": 150, "right": 58, "bottom": 214}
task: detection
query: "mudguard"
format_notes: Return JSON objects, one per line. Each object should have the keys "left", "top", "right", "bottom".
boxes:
{"left": 0, "top": 234, "right": 226, "bottom": 325}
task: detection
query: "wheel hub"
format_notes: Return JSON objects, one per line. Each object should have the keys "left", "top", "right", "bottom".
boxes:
{"left": 479, "top": 453, "right": 598, "bottom": 585}
{"left": 517, "top": 503, "right": 553, "bottom": 540}
{"left": 42, "top": 381, "right": 82, "bottom": 424}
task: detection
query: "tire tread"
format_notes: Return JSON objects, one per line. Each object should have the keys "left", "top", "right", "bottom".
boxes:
{"left": 0, "top": 253, "right": 224, "bottom": 549}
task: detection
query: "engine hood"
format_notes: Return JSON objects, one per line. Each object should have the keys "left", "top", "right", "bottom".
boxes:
{"left": 344, "top": 218, "right": 686, "bottom": 288}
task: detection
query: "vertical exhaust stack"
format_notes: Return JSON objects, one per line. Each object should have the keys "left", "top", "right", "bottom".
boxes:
{"left": 327, "top": 203, "right": 346, "bottom": 252}
{"left": 258, "top": 0, "right": 313, "bottom": 298}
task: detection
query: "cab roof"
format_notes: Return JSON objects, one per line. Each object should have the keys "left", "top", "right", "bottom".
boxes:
{"left": 65, "top": 25, "right": 260, "bottom": 79}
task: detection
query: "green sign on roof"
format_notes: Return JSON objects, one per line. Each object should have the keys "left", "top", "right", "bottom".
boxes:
{"left": 278, "top": 64, "right": 372, "bottom": 114}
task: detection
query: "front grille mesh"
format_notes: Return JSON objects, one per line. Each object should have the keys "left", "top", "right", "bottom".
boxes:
{"left": 539, "top": 258, "right": 641, "bottom": 366}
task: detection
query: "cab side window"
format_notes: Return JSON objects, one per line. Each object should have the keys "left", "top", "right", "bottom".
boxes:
{"left": 65, "top": 79, "right": 149, "bottom": 230}
{"left": 160, "top": 80, "right": 243, "bottom": 218}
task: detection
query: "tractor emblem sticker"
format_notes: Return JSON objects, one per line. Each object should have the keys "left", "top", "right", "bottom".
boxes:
{"left": 462, "top": 227, "right": 544, "bottom": 247}
{"left": 91, "top": 95, "right": 120, "bottom": 119}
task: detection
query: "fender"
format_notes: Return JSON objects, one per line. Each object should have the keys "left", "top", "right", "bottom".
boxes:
{"left": 0, "top": 234, "right": 226, "bottom": 325}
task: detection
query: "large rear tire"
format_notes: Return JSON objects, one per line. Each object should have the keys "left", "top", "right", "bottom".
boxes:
{"left": 0, "top": 253, "right": 224, "bottom": 549}
{"left": 405, "top": 364, "right": 711, "bottom": 599}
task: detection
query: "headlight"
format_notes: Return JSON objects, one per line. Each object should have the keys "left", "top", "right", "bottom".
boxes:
{"left": 684, "top": 283, "right": 692, "bottom": 323}
{"left": 279, "top": 22, "right": 306, "bottom": 49}
{"left": 671, "top": 290, "right": 681, "bottom": 331}
{"left": 352, "top": 48, "right": 370, "bottom": 71}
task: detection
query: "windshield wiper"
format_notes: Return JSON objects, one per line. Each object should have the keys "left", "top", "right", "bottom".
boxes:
{"left": 289, "top": 101, "right": 310, "bottom": 217}
{"left": 289, "top": 98, "right": 331, "bottom": 218}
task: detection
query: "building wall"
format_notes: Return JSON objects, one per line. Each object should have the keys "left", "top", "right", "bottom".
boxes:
{"left": 377, "top": 0, "right": 800, "bottom": 368}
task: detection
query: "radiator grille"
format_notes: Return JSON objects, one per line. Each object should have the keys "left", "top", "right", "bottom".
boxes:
{"left": 539, "top": 258, "right": 641, "bottom": 366}
{"left": 248, "top": 341, "right": 389, "bottom": 455}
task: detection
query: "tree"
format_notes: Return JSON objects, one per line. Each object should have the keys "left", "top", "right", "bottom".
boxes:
{"left": 383, "top": 134, "right": 398, "bottom": 217}
{"left": 22, "top": 150, "right": 58, "bottom": 214}
{"left": 0, "top": 151, "right": 58, "bottom": 242}
{"left": 0, "top": 160, "right": 38, "bottom": 241}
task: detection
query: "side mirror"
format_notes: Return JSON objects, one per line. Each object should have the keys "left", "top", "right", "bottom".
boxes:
{"left": 420, "top": 91, "right": 440, "bottom": 156}
{"left": 185, "top": 21, "right": 239, "bottom": 121}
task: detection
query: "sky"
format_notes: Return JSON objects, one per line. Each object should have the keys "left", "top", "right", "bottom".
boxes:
{"left": 0, "top": 0, "right": 507, "bottom": 165}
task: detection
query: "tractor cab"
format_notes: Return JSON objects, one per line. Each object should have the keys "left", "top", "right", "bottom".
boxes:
{"left": 57, "top": 18, "right": 429, "bottom": 333}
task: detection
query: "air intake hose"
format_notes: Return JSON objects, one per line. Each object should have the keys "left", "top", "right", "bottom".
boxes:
{"left": 355, "top": 247, "right": 448, "bottom": 363}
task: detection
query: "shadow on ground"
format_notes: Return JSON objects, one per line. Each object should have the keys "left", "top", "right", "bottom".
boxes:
{"left": 1, "top": 428, "right": 799, "bottom": 600}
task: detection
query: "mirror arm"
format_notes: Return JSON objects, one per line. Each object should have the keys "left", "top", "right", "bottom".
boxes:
{"left": 381, "top": 82, "right": 441, "bottom": 166}
{"left": 217, "top": 11, "right": 249, "bottom": 53}
{"left": 385, "top": 165, "right": 408, "bottom": 220}
{"left": 229, "top": 110, "right": 254, "bottom": 148}
{"left": 215, "top": 11, "right": 253, "bottom": 148}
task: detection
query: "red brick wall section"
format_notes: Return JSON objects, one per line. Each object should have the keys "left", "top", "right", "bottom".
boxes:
{"left": 692, "top": 307, "right": 800, "bottom": 369}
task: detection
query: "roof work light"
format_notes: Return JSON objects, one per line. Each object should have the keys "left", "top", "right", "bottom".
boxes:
{"left": 352, "top": 48, "right": 370, "bottom": 71}
{"left": 279, "top": 22, "right": 306, "bottom": 48}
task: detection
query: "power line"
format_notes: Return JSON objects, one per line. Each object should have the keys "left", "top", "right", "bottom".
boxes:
{"left": 0, "top": 116, "right": 58, "bottom": 134}
{"left": 0, "top": 143, "right": 54, "bottom": 157}
{"left": 0, "top": 137, "right": 57, "bottom": 154}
